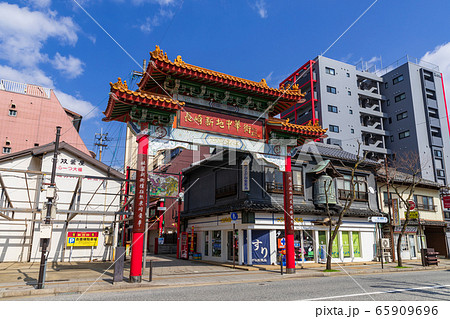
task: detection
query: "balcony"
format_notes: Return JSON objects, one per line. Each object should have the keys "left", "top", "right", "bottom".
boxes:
{"left": 338, "top": 189, "right": 368, "bottom": 202}
{"left": 266, "top": 182, "right": 304, "bottom": 195}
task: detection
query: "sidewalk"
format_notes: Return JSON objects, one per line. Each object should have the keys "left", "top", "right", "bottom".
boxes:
{"left": 1, "top": 255, "right": 449, "bottom": 299}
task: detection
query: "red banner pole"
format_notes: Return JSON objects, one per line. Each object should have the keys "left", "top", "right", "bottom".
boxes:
{"left": 130, "top": 125, "right": 148, "bottom": 283}
{"left": 283, "top": 155, "right": 296, "bottom": 274}
{"left": 176, "top": 172, "right": 182, "bottom": 259}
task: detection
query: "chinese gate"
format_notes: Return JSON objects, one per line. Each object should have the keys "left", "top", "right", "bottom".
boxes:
{"left": 103, "top": 46, "right": 326, "bottom": 281}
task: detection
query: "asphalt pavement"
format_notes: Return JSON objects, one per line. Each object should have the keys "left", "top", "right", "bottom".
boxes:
{"left": 1, "top": 254, "right": 450, "bottom": 300}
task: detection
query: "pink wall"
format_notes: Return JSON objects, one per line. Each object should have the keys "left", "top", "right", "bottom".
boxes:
{"left": 0, "top": 89, "right": 89, "bottom": 155}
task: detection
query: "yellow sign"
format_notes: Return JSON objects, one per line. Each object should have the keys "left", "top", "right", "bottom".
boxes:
{"left": 67, "top": 232, "right": 98, "bottom": 247}
{"left": 405, "top": 211, "right": 419, "bottom": 219}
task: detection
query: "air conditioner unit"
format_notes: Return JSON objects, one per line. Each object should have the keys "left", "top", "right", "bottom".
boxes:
{"left": 381, "top": 238, "right": 390, "bottom": 249}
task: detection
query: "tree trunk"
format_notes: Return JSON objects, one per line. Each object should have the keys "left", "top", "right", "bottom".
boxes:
{"left": 396, "top": 232, "right": 403, "bottom": 267}
{"left": 326, "top": 223, "right": 333, "bottom": 270}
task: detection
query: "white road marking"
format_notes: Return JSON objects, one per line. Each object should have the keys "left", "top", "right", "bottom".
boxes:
{"left": 302, "top": 284, "right": 450, "bottom": 301}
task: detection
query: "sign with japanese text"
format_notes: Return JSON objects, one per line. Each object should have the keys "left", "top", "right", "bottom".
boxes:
{"left": 178, "top": 107, "right": 263, "bottom": 140}
{"left": 57, "top": 156, "right": 85, "bottom": 173}
{"left": 242, "top": 160, "right": 250, "bottom": 192}
{"left": 180, "top": 232, "right": 188, "bottom": 259}
{"left": 133, "top": 142, "right": 148, "bottom": 233}
{"left": 252, "top": 230, "right": 270, "bottom": 265}
{"left": 443, "top": 196, "right": 450, "bottom": 209}
{"left": 394, "top": 226, "right": 418, "bottom": 234}
{"left": 391, "top": 198, "right": 400, "bottom": 226}
{"left": 283, "top": 170, "right": 294, "bottom": 237}
{"left": 148, "top": 173, "right": 179, "bottom": 198}
{"left": 67, "top": 232, "right": 98, "bottom": 247}
{"left": 405, "top": 211, "right": 419, "bottom": 219}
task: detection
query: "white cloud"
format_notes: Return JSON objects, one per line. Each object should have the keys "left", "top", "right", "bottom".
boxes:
{"left": 420, "top": 42, "right": 450, "bottom": 101}
{"left": 0, "top": 64, "right": 54, "bottom": 87}
{"left": 140, "top": 7, "right": 175, "bottom": 33}
{"left": 51, "top": 53, "right": 85, "bottom": 78}
{"left": 0, "top": 3, "right": 78, "bottom": 68}
{"left": 253, "top": 0, "right": 268, "bottom": 19}
{"left": 54, "top": 90, "right": 99, "bottom": 120}
{"left": 24, "top": 0, "right": 52, "bottom": 8}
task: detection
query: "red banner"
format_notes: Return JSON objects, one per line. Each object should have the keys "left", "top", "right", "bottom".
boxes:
{"left": 178, "top": 107, "right": 263, "bottom": 140}
{"left": 443, "top": 196, "right": 450, "bottom": 209}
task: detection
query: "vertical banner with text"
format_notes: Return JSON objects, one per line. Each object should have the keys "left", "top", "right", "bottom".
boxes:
{"left": 283, "top": 155, "right": 295, "bottom": 273}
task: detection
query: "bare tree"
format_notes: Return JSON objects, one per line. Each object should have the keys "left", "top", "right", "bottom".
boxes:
{"left": 323, "top": 142, "right": 367, "bottom": 270}
{"left": 380, "top": 151, "right": 425, "bottom": 267}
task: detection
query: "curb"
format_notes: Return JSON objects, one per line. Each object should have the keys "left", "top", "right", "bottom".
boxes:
{"left": 1, "top": 265, "right": 449, "bottom": 299}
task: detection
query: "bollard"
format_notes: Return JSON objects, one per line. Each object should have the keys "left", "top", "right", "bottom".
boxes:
{"left": 149, "top": 260, "right": 153, "bottom": 282}
{"left": 113, "top": 247, "right": 125, "bottom": 283}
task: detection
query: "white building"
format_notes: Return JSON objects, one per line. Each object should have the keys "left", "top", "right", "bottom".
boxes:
{"left": 0, "top": 142, "right": 124, "bottom": 262}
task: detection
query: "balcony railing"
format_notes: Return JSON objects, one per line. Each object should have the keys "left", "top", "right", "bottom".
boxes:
{"left": 338, "top": 189, "right": 368, "bottom": 202}
{"left": 265, "top": 182, "right": 304, "bottom": 195}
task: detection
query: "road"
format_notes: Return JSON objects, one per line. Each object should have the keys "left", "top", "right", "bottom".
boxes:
{"left": 16, "top": 269, "right": 450, "bottom": 301}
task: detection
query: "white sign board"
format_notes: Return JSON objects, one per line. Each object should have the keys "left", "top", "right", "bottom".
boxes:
{"left": 368, "top": 216, "right": 388, "bottom": 223}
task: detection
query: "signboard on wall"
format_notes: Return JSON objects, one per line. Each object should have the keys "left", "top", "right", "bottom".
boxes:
{"left": 148, "top": 173, "right": 179, "bottom": 198}
{"left": 443, "top": 196, "right": 450, "bottom": 209}
{"left": 391, "top": 198, "right": 400, "bottom": 226}
{"left": 178, "top": 107, "right": 264, "bottom": 140}
{"left": 67, "top": 232, "right": 99, "bottom": 247}
{"left": 252, "top": 230, "right": 270, "bottom": 265}
{"left": 180, "top": 232, "right": 188, "bottom": 259}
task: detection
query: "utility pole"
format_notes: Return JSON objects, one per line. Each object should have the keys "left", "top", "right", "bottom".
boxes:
{"left": 94, "top": 128, "right": 109, "bottom": 162}
{"left": 37, "top": 126, "right": 61, "bottom": 289}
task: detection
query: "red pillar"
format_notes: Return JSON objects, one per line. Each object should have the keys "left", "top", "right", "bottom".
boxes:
{"left": 130, "top": 127, "right": 148, "bottom": 283}
{"left": 158, "top": 200, "right": 164, "bottom": 237}
{"left": 176, "top": 173, "right": 182, "bottom": 259}
{"left": 283, "top": 155, "right": 296, "bottom": 274}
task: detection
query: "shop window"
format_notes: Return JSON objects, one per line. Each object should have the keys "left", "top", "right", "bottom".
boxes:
{"left": 204, "top": 231, "right": 209, "bottom": 256}
{"left": 212, "top": 231, "right": 221, "bottom": 257}
{"left": 331, "top": 236, "right": 339, "bottom": 258}
{"left": 342, "top": 231, "right": 351, "bottom": 257}
{"left": 352, "top": 232, "right": 361, "bottom": 257}
{"left": 303, "top": 230, "right": 315, "bottom": 261}
{"left": 242, "top": 211, "right": 255, "bottom": 224}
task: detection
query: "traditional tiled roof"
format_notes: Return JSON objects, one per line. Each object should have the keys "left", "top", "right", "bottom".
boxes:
{"left": 376, "top": 167, "right": 441, "bottom": 189}
{"left": 147, "top": 46, "right": 304, "bottom": 97}
{"left": 266, "top": 117, "right": 327, "bottom": 138}
{"left": 103, "top": 78, "right": 184, "bottom": 122}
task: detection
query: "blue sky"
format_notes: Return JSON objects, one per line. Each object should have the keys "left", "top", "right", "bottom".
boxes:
{"left": 1, "top": 0, "right": 450, "bottom": 169}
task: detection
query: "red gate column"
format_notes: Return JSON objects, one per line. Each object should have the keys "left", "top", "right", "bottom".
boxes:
{"left": 283, "top": 155, "right": 296, "bottom": 274}
{"left": 130, "top": 126, "right": 149, "bottom": 283}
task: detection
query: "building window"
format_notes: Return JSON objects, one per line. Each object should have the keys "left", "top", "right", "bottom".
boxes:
{"left": 386, "top": 99, "right": 391, "bottom": 106}
{"left": 350, "top": 128, "right": 354, "bottom": 134}
{"left": 215, "top": 183, "right": 237, "bottom": 199}
{"left": 390, "top": 135, "right": 394, "bottom": 142}
{"left": 325, "top": 67, "right": 336, "bottom": 75}
{"left": 292, "top": 170, "right": 304, "bottom": 195}
{"left": 431, "top": 126, "right": 441, "bottom": 138}
{"left": 393, "top": 74, "right": 404, "bottom": 85}
{"left": 396, "top": 111, "right": 408, "bottom": 121}
{"left": 437, "top": 169, "right": 445, "bottom": 177}
{"left": 384, "top": 82, "right": 388, "bottom": 89}
{"left": 337, "top": 175, "right": 368, "bottom": 201}
{"left": 434, "top": 149, "right": 443, "bottom": 157}
{"left": 413, "top": 195, "right": 436, "bottom": 211}
{"left": 388, "top": 117, "right": 392, "bottom": 124}
{"left": 398, "top": 130, "right": 410, "bottom": 139}
{"left": 346, "top": 73, "right": 350, "bottom": 77}
{"left": 349, "top": 109, "right": 353, "bottom": 114}
{"left": 2, "top": 147, "right": 11, "bottom": 154}
{"left": 348, "top": 91, "right": 351, "bottom": 96}
{"left": 8, "top": 110, "right": 17, "bottom": 117}
{"left": 265, "top": 167, "right": 283, "bottom": 193}
{"left": 395, "top": 93, "right": 406, "bottom": 103}
{"left": 329, "top": 125, "right": 339, "bottom": 133}
{"left": 327, "top": 86, "right": 337, "bottom": 94}
{"left": 352, "top": 232, "right": 361, "bottom": 257}
{"left": 328, "top": 105, "right": 338, "bottom": 113}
